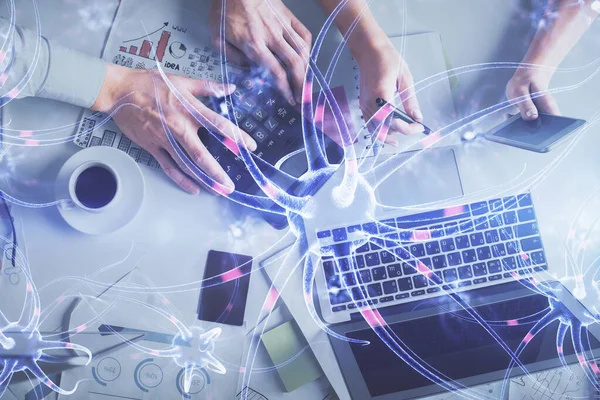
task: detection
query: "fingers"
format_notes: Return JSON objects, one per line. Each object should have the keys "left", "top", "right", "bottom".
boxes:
{"left": 153, "top": 149, "right": 201, "bottom": 195}
{"left": 274, "top": 34, "right": 307, "bottom": 103}
{"left": 194, "top": 99, "right": 257, "bottom": 151}
{"left": 188, "top": 78, "right": 235, "bottom": 98}
{"left": 289, "top": 14, "right": 312, "bottom": 50}
{"left": 397, "top": 65, "right": 422, "bottom": 122}
{"left": 507, "top": 83, "right": 538, "bottom": 121}
{"left": 531, "top": 82, "right": 561, "bottom": 115}
{"left": 223, "top": 42, "right": 251, "bottom": 68}
{"left": 390, "top": 118, "right": 425, "bottom": 135}
{"left": 245, "top": 43, "right": 296, "bottom": 105}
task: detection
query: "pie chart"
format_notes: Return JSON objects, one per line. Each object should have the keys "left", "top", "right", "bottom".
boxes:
{"left": 169, "top": 41, "right": 187, "bottom": 59}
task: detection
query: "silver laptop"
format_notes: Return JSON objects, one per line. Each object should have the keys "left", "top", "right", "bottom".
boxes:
{"left": 300, "top": 146, "right": 599, "bottom": 399}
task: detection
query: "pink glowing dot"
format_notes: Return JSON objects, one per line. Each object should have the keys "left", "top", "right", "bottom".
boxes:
{"left": 507, "top": 319, "right": 519, "bottom": 326}
{"left": 0, "top": 50, "right": 5, "bottom": 63}
{"left": 26, "top": 282, "right": 33, "bottom": 292}
{"left": 33, "top": 307, "right": 40, "bottom": 317}
{"left": 45, "top": 379, "right": 52, "bottom": 386}
{"left": 304, "top": 292, "right": 313, "bottom": 304}
{"left": 411, "top": 230, "right": 431, "bottom": 242}
{"left": 557, "top": 345, "right": 563, "bottom": 354}
{"left": 239, "top": 366, "right": 246, "bottom": 373}
{"left": 57, "top": 296, "right": 65, "bottom": 304}
{"left": 577, "top": 354, "right": 586, "bottom": 365}
{"left": 169, "top": 315, "right": 178, "bottom": 324}
{"left": 225, "top": 303, "right": 233, "bottom": 312}
{"left": 346, "top": 158, "right": 358, "bottom": 175}
{"left": 223, "top": 137, "right": 240, "bottom": 156}
{"left": 511, "top": 272, "right": 519, "bottom": 279}
{"left": 592, "top": 363, "right": 600, "bottom": 375}
{"left": 261, "top": 181, "right": 279, "bottom": 199}
{"left": 211, "top": 182, "right": 231, "bottom": 196}
{"left": 131, "top": 353, "right": 141, "bottom": 360}
{"left": 0, "top": 74, "right": 6, "bottom": 85}
{"left": 302, "top": 82, "right": 313, "bottom": 103}
{"left": 66, "top": 343, "right": 73, "bottom": 349}
{"left": 7, "top": 88, "right": 19, "bottom": 99}
{"left": 262, "top": 288, "right": 279, "bottom": 312}
{"left": 222, "top": 267, "right": 243, "bottom": 282}
{"left": 520, "top": 252, "right": 529, "bottom": 261}
{"left": 314, "top": 104, "right": 325, "bottom": 122}
{"left": 151, "top": 349, "right": 159, "bottom": 356}
{"left": 443, "top": 205, "right": 465, "bottom": 217}
{"left": 24, "top": 139, "right": 40, "bottom": 146}
{"left": 361, "top": 307, "right": 385, "bottom": 328}
{"left": 531, "top": 277, "right": 540, "bottom": 287}
{"left": 162, "top": 297, "right": 170, "bottom": 305}
{"left": 421, "top": 131, "right": 442, "bottom": 149}
{"left": 19, "top": 130, "right": 33, "bottom": 137}
{"left": 523, "top": 333, "right": 534, "bottom": 344}
{"left": 417, "top": 262, "right": 432, "bottom": 278}
{"left": 75, "top": 324, "right": 87, "bottom": 333}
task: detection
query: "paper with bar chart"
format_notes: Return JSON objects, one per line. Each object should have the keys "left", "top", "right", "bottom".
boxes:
{"left": 73, "top": 0, "right": 244, "bottom": 168}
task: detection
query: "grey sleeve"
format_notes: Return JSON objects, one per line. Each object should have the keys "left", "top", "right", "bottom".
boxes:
{"left": 0, "top": 17, "right": 106, "bottom": 109}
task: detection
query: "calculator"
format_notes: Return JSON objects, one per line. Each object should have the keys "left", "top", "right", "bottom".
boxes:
{"left": 199, "top": 71, "right": 344, "bottom": 228}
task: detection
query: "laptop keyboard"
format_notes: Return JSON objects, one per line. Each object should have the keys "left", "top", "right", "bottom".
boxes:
{"left": 316, "top": 193, "right": 549, "bottom": 313}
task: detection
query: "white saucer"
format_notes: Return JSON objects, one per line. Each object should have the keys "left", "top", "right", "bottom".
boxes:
{"left": 55, "top": 147, "right": 145, "bottom": 235}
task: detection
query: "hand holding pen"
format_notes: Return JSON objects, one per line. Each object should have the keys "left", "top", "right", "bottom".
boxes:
{"left": 376, "top": 97, "right": 432, "bottom": 135}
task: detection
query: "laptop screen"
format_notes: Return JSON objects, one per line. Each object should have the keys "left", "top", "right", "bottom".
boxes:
{"left": 346, "top": 293, "right": 599, "bottom": 397}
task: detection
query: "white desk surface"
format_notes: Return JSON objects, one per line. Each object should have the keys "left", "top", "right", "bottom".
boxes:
{"left": 3, "top": 0, "right": 600, "bottom": 399}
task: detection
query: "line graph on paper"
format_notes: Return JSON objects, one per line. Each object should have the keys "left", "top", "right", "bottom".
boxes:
{"left": 509, "top": 366, "right": 598, "bottom": 400}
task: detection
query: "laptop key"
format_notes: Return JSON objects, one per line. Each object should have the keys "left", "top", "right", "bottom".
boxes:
{"left": 447, "top": 252, "right": 462, "bottom": 266}
{"left": 461, "top": 249, "right": 477, "bottom": 263}
{"left": 489, "top": 198, "right": 504, "bottom": 212}
{"left": 413, "top": 275, "right": 428, "bottom": 289}
{"left": 491, "top": 243, "right": 507, "bottom": 257}
{"left": 347, "top": 224, "right": 362, "bottom": 233}
{"left": 317, "top": 230, "right": 331, "bottom": 239}
{"left": 432, "top": 255, "right": 447, "bottom": 269}
{"left": 506, "top": 240, "right": 520, "bottom": 254}
{"left": 499, "top": 226, "right": 514, "bottom": 240}
{"left": 503, "top": 211, "right": 517, "bottom": 224}
{"left": 503, "top": 196, "right": 518, "bottom": 209}
{"left": 411, "top": 290, "right": 426, "bottom": 297}
{"left": 380, "top": 250, "right": 395, "bottom": 264}
{"left": 398, "top": 277, "right": 413, "bottom": 291}
{"left": 354, "top": 255, "right": 366, "bottom": 269}
{"left": 395, "top": 247, "right": 411, "bottom": 260}
{"left": 409, "top": 243, "right": 426, "bottom": 258}
{"left": 356, "top": 243, "right": 370, "bottom": 253}
{"left": 441, "top": 238, "right": 455, "bottom": 252}
{"left": 458, "top": 265, "right": 473, "bottom": 280}
{"left": 455, "top": 235, "right": 470, "bottom": 249}
{"left": 367, "top": 283, "right": 383, "bottom": 297}
{"left": 362, "top": 222, "right": 377, "bottom": 235}
{"left": 459, "top": 219, "right": 474, "bottom": 233}
{"left": 365, "top": 252, "right": 380, "bottom": 267}
{"left": 472, "top": 262, "right": 487, "bottom": 276}
{"left": 471, "top": 201, "right": 489, "bottom": 215}
{"left": 515, "top": 222, "right": 539, "bottom": 237}
{"left": 326, "top": 275, "right": 341, "bottom": 289}
{"left": 488, "top": 274, "right": 502, "bottom": 281}
{"left": 332, "top": 305, "right": 346, "bottom": 312}
{"left": 402, "top": 261, "right": 417, "bottom": 275}
{"left": 426, "top": 241, "right": 441, "bottom": 255}
{"left": 323, "top": 260, "right": 337, "bottom": 277}
{"left": 380, "top": 296, "right": 394, "bottom": 303}
{"left": 359, "top": 270, "right": 372, "bottom": 284}
{"left": 487, "top": 260, "right": 502, "bottom": 273}
{"left": 372, "top": 267, "right": 387, "bottom": 281}
{"left": 427, "top": 287, "right": 441, "bottom": 294}
{"left": 518, "top": 193, "right": 532, "bottom": 207}
{"left": 383, "top": 280, "right": 398, "bottom": 294}
{"left": 517, "top": 208, "right": 536, "bottom": 222}
{"left": 476, "top": 246, "right": 492, "bottom": 261}
{"left": 531, "top": 251, "right": 546, "bottom": 265}
{"left": 469, "top": 232, "right": 485, "bottom": 246}
{"left": 332, "top": 228, "right": 347, "bottom": 242}
{"left": 387, "top": 264, "right": 402, "bottom": 277}
{"left": 337, "top": 258, "right": 351, "bottom": 272}
{"left": 329, "top": 289, "right": 351, "bottom": 305}
{"left": 502, "top": 256, "right": 517, "bottom": 270}
{"left": 445, "top": 222, "right": 459, "bottom": 236}
{"left": 534, "top": 265, "right": 548, "bottom": 272}
{"left": 485, "top": 229, "right": 500, "bottom": 243}
{"left": 396, "top": 293, "right": 410, "bottom": 300}
{"left": 521, "top": 236, "right": 542, "bottom": 251}
{"left": 351, "top": 286, "right": 367, "bottom": 301}
{"left": 458, "top": 280, "right": 472, "bottom": 287}
{"left": 473, "top": 277, "right": 487, "bottom": 284}
{"left": 489, "top": 214, "right": 503, "bottom": 227}
{"left": 475, "top": 216, "right": 489, "bottom": 230}
{"left": 343, "top": 273, "right": 357, "bottom": 286}
{"left": 443, "top": 268, "right": 458, "bottom": 283}
{"left": 333, "top": 242, "right": 352, "bottom": 257}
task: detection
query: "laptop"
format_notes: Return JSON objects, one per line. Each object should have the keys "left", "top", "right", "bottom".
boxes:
{"left": 299, "top": 147, "right": 600, "bottom": 399}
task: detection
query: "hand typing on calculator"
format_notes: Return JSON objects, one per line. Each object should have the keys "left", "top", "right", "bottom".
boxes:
{"left": 92, "top": 65, "right": 258, "bottom": 195}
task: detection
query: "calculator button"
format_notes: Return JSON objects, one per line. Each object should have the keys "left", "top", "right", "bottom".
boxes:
{"left": 242, "top": 119, "right": 257, "bottom": 133}
{"left": 241, "top": 78, "right": 254, "bottom": 89}
{"left": 253, "top": 108, "right": 267, "bottom": 121}
{"left": 253, "top": 129, "right": 268, "bottom": 143}
{"left": 264, "top": 117, "right": 279, "bottom": 131}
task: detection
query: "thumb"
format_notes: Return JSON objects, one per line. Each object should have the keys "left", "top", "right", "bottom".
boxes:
{"left": 190, "top": 79, "right": 236, "bottom": 98}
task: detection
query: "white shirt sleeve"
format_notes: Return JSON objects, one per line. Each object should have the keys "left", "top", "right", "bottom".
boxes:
{"left": 0, "top": 17, "right": 106, "bottom": 109}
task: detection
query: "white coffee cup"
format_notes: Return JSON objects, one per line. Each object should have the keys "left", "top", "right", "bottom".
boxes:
{"left": 60, "top": 160, "right": 121, "bottom": 213}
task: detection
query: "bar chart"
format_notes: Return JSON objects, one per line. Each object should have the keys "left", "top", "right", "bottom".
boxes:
{"left": 119, "top": 30, "right": 171, "bottom": 63}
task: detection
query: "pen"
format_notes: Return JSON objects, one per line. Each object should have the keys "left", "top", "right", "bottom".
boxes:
{"left": 375, "top": 97, "right": 432, "bottom": 135}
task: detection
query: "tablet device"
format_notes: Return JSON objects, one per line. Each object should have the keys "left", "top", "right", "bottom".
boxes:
{"left": 486, "top": 113, "right": 586, "bottom": 153}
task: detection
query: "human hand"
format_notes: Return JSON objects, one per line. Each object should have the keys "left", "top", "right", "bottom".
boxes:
{"left": 354, "top": 39, "right": 424, "bottom": 145}
{"left": 506, "top": 68, "right": 560, "bottom": 120}
{"left": 209, "top": 0, "right": 312, "bottom": 105}
{"left": 92, "top": 64, "right": 257, "bottom": 195}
